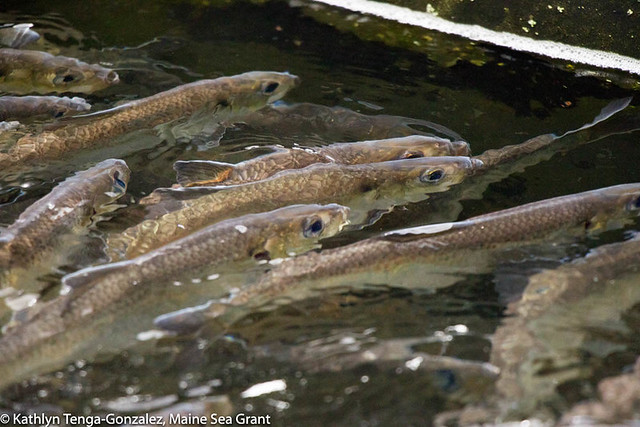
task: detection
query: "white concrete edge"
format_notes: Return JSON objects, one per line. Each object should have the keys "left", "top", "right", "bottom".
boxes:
{"left": 310, "top": 0, "right": 640, "bottom": 76}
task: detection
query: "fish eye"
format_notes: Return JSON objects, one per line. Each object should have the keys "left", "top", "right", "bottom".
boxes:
{"left": 113, "top": 171, "right": 127, "bottom": 191}
{"left": 399, "top": 151, "right": 424, "bottom": 160}
{"left": 303, "top": 216, "right": 325, "bottom": 238}
{"left": 628, "top": 196, "right": 640, "bottom": 211}
{"left": 54, "top": 69, "right": 82, "bottom": 85}
{"left": 420, "top": 168, "right": 445, "bottom": 183}
{"left": 262, "top": 82, "right": 280, "bottom": 94}
{"left": 54, "top": 110, "right": 65, "bottom": 118}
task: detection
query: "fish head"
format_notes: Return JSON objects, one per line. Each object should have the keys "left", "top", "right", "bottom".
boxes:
{"left": 369, "top": 135, "right": 472, "bottom": 160}
{"left": 224, "top": 71, "right": 300, "bottom": 109}
{"left": 90, "top": 159, "right": 131, "bottom": 208}
{"left": 398, "top": 156, "right": 482, "bottom": 193}
{"left": 261, "top": 203, "right": 350, "bottom": 259}
{"left": 47, "top": 62, "right": 119, "bottom": 94}
{"left": 585, "top": 183, "right": 640, "bottom": 232}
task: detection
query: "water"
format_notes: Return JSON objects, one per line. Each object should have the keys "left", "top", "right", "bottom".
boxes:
{"left": 1, "top": 0, "right": 640, "bottom": 424}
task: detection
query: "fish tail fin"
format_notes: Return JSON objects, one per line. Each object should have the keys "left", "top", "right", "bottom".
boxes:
{"left": 174, "top": 160, "right": 235, "bottom": 186}
{"left": 559, "top": 96, "right": 633, "bottom": 138}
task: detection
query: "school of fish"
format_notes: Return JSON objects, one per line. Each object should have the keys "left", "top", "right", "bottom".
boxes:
{"left": 0, "top": 20, "right": 639, "bottom": 426}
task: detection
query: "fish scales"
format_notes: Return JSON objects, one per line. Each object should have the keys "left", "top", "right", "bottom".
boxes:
{"left": 0, "top": 159, "right": 130, "bottom": 289}
{"left": 0, "top": 204, "right": 349, "bottom": 388}
{"left": 224, "top": 184, "right": 640, "bottom": 309}
{"left": 174, "top": 135, "right": 470, "bottom": 187}
{"left": 110, "top": 157, "right": 478, "bottom": 259}
{"left": 2, "top": 71, "right": 298, "bottom": 166}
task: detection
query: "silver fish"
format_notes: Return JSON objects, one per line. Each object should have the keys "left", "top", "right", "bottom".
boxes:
{"left": 0, "top": 159, "right": 130, "bottom": 292}
{"left": 0, "top": 47, "right": 119, "bottom": 94}
{"left": 0, "top": 204, "right": 349, "bottom": 390}
{"left": 209, "top": 184, "right": 640, "bottom": 322}
{"left": 0, "top": 95, "right": 90, "bottom": 121}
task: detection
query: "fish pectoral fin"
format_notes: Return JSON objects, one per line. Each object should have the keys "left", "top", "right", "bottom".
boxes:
{"left": 585, "top": 215, "right": 631, "bottom": 235}
{"left": 61, "top": 261, "right": 130, "bottom": 290}
{"left": 174, "top": 160, "right": 234, "bottom": 186}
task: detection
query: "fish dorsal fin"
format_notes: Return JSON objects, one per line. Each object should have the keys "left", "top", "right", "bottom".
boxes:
{"left": 381, "top": 221, "right": 463, "bottom": 242}
{"left": 174, "top": 160, "right": 235, "bottom": 186}
{"left": 61, "top": 261, "right": 129, "bottom": 290}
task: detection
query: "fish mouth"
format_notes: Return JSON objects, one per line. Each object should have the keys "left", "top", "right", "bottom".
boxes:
{"left": 289, "top": 73, "right": 301, "bottom": 87}
{"left": 470, "top": 158, "right": 485, "bottom": 170}
{"left": 104, "top": 70, "right": 120, "bottom": 85}
{"left": 338, "top": 207, "right": 352, "bottom": 231}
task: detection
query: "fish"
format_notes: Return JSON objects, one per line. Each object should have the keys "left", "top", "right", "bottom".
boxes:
{"left": 0, "top": 95, "right": 90, "bottom": 121}
{"left": 370, "top": 97, "right": 635, "bottom": 228}
{"left": 0, "top": 23, "right": 40, "bottom": 49}
{"left": 0, "top": 159, "right": 130, "bottom": 292}
{"left": 249, "top": 334, "right": 500, "bottom": 378}
{"left": 490, "top": 232, "right": 640, "bottom": 420}
{"left": 107, "top": 156, "right": 481, "bottom": 259}
{"left": 0, "top": 203, "right": 350, "bottom": 390}
{"left": 210, "top": 184, "right": 640, "bottom": 320}
{"left": 0, "top": 71, "right": 299, "bottom": 170}
{"left": 173, "top": 135, "right": 470, "bottom": 186}
{"left": 168, "top": 97, "right": 631, "bottom": 208}
{"left": 0, "top": 47, "right": 119, "bottom": 94}
{"left": 225, "top": 102, "right": 465, "bottom": 144}
{"left": 472, "top": 97, "right": 633, "bottom": 169}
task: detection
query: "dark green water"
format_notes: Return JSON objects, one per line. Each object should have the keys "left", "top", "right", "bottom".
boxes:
{"left": 1, "top": 0, "right": 640, "bottom": 425}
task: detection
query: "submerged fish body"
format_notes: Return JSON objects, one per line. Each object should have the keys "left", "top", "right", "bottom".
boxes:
{"left": 109, "top": 156, "right": 480, "bottom": 259}
{"left": 232, "top": 102, "right": 465, "bottom": 142}
{"left": 217, "top": 183, "right": 640, "bottom": 316}
{"left": 174, "top": 135, "right": 471, "bottom": 186}
{"left": 0, "top": 23, "right": 40, "bottom": 49}
{"left": 1, "top": 71, "right": 299, "bottom": 169}
{"left": 0, "top": 158, "right": 130, "bottom": 290}
{"left": 491, "top": 233, "right": 640, "bottom": 418}
{"left": 0, "top": 95, "right": 90, "bottom": 121}
{"left": 0, "top": 204, "right": 350, "bottom": 389}
{"left": 0, "top": 47, "right": 118, "bottom": 94}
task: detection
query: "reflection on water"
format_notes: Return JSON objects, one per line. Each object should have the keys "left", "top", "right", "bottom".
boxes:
{"left": 1, "top": 0, "right": 640, "bottom": 424}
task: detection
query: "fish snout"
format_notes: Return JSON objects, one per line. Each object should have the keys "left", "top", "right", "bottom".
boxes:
{"left": 285, "top": 72, "right": 301, "bottom": 88}
{"left": 105, "top": 70, "right": 119, "bottom": 85}
{"left": 470, "top": 158, "right": 484, "bottom": 169}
